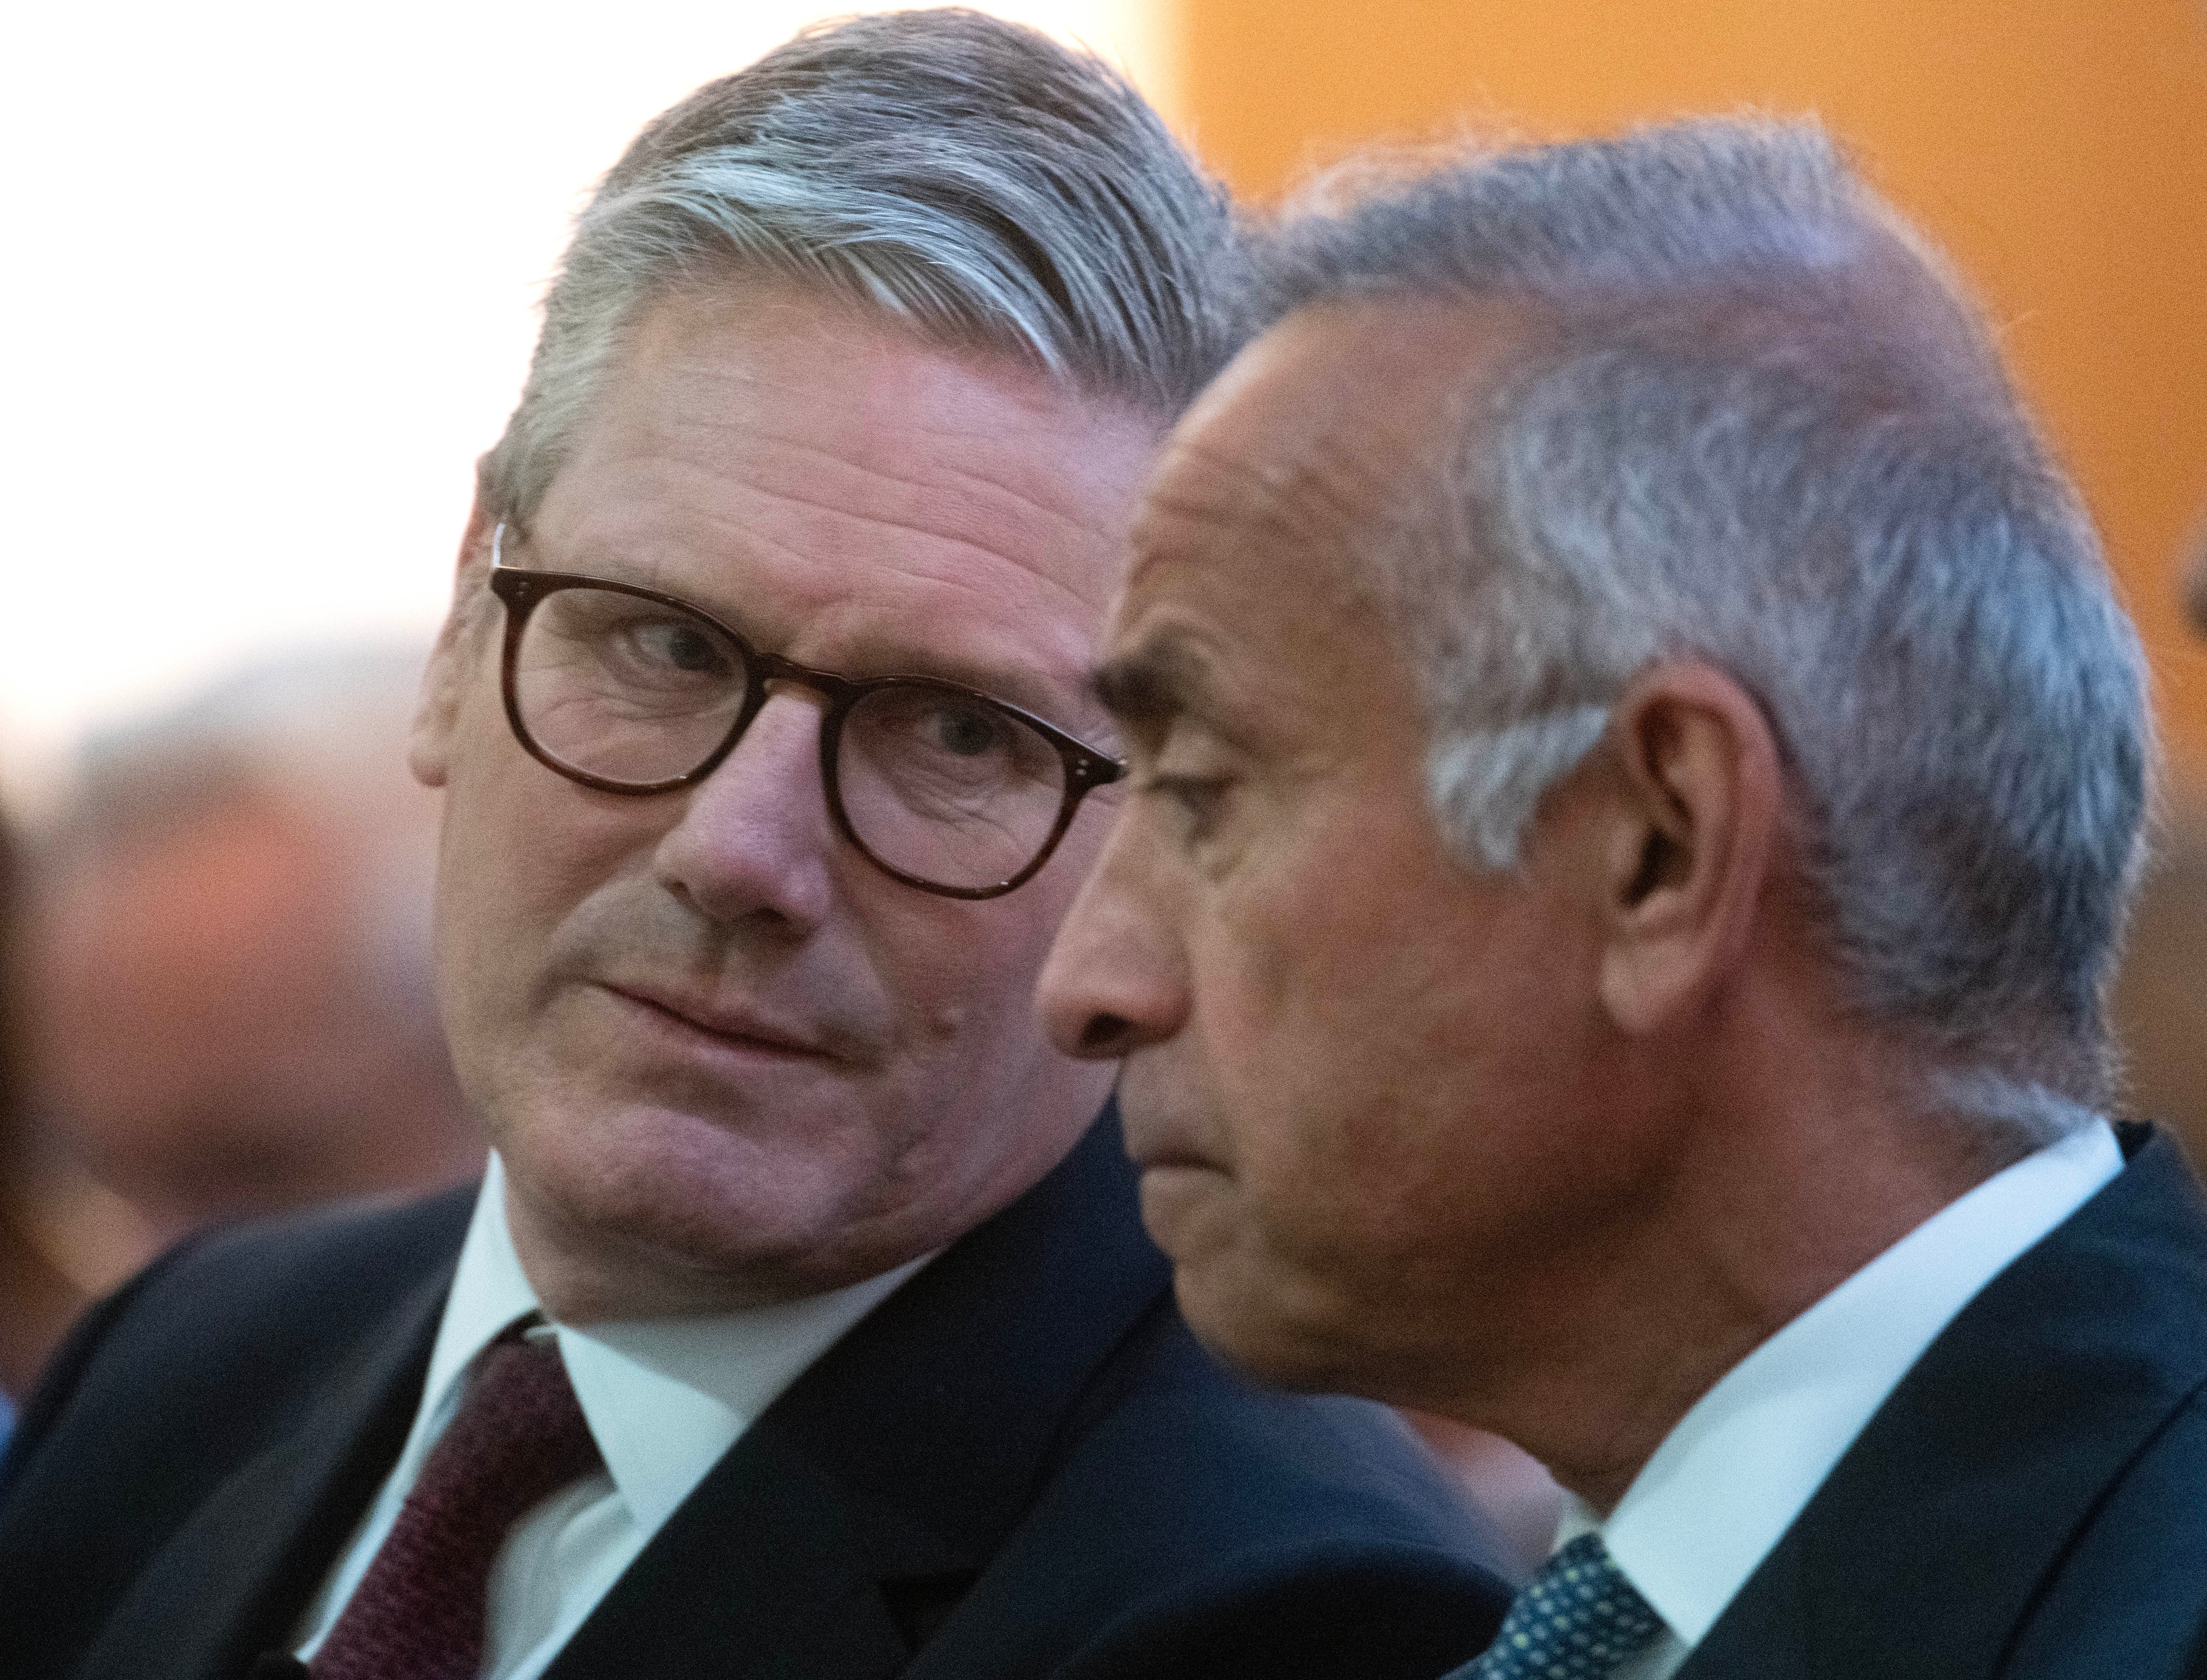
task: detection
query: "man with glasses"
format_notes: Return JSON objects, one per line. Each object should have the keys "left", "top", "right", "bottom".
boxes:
{"left": 0, "top": 15, "right": 1510, "bottom": 1680}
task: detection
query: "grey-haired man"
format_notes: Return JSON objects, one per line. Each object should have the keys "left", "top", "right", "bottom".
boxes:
{"left": 1041, "top": 119, "right": 2207, "bottom": 1677}
{"left": 0, "top": 15, "right": 1511, "bottom": 1680}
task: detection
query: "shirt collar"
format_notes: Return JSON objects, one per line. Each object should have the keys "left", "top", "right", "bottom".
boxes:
{"left": 419, "top": 1150, "right": 540, "bottom": 1414}
{"left": 1578, "top": 1118, "right": 2123, "bottom": 1649}
{"left": 426, "top": 1152, "right": 931, "bottom": 1534}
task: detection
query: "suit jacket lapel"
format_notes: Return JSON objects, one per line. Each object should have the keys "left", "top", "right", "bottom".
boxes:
{"left": 543, "top": 1421, "right": 923, "bottom": 1680}
{"left": 75, "top": 1261, "right": 452, "bottom": 1680}
{"left": 545, "top": 1106, "right": 1171, "bottom": 1680}
{"left": 1682, "top": 1125, "right": 2207, "bottom": 1680}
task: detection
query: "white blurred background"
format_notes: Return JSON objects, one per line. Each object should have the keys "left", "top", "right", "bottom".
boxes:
{"left": 0, "top": 1, "right": 1174, "bottom": 813}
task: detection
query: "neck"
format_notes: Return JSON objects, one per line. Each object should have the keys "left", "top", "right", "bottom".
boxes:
{"left": 1444, "top": 1010, "right": 2033, "bottom": 1514}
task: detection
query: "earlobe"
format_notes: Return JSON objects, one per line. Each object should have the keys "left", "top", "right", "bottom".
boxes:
{"left": 410, "top": 488, "right": 500, "bottom": 791}
{"left": 1593, "top": 663, "right": 1779, "bottom": 1035}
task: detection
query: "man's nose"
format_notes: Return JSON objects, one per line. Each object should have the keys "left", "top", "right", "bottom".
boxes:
{"left": 1036, "top": 831, "right": 1190, "bottom": 1060}
{"left": 652, "top": 690, "right": 836, "bottom": 932}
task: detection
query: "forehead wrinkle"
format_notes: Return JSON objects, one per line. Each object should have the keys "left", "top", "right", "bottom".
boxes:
{"left": 657, "top": 326, "right": 1154, "bottom": 481}
{"left": 630, "top": 357, "right": 1141, "bottom": 525}
{"left": 572, "top": 453, "right": 1115, "bottom": 637}
{"left": 1129, "top": 445, "right": 1282, "bottom": 603}
{"left": 712, "top": 486, "right": 1112, "bottom": 621}
{"left": 1139, "top": 407, "right": 1402, "bottom": 589}
{"left": 680, "top": 428, "right": 1121, "bottom": 595}
{"left": 747, "top": 408, "right": 1135, "bottom": 516}
{"left": 1145, "top": 429, "right": 1292, "bottom": 527}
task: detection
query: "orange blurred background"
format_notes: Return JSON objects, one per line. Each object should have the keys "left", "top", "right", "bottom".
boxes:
{"left": 1163, "top": 0, "right": 2207, "bottom": 792}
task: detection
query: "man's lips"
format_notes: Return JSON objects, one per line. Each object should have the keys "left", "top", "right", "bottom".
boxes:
{"left": 1133, "top": 1146, "right": 1219, "bottom": 1174}
{"left": 601, "top": 982, "right": 835, "bottom": 1060}
{"left": 1119, "top": 1110, "right": 1219, "bottom": 1173}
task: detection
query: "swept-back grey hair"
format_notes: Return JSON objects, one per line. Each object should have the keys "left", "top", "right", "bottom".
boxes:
{"left": 483, "top": 7, "right": 1244, "bottom": 524}
{"left": 1261, "top": 118, "right": 2150, "bottom": 1117}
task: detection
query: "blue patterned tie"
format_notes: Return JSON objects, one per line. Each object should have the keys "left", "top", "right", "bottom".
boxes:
{"left": 1446, "top": 1532, "right": 1665, "bottom": 1679}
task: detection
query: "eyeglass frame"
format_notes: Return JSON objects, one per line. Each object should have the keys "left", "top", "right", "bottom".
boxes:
{"left": 485, "top": 522, "right": 1126, "bottom": 900}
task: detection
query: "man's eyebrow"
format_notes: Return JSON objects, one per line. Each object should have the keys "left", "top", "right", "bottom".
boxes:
{"left": 522, "top": 537, "right": 1097, "bottom": 728}
{"left": 1091, "top": 632, "right": 1219, "bottom": 733}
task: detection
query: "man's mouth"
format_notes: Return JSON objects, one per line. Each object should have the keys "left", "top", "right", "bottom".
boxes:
{"left": 1118, "top": 1098, "right": 1218, "bottom": 1174}
{"left": 600, "top": 982, "right": 835, "bottom": 1060}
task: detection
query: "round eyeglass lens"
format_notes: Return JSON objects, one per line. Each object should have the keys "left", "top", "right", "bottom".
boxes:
{"left": 836, "top": 683, "right": 1069, "bottom": 890}
{"left": 514, "top": 586, "right": 751, "bottom": 786}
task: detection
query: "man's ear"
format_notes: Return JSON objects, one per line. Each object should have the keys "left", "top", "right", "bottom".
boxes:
{"left": 409, "top": 473, "right": 500, "bottom": 791}
{"left": 1590, "top": 661, "right": 1781, "bottom": 1036}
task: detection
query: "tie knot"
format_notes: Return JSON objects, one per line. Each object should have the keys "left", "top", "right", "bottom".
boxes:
{"left": 308, "top": 1327, "right": 602, "bottom": 1680}
{"left": 1456, "top": 1532, "right": 1664, "bottom": 1680}
{"left": 440, "top": 1332, "right": 602, "bottom": 1501}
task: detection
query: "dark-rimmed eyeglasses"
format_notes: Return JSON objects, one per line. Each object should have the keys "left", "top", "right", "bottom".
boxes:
{"left": 487, "top": 523, "right": 1124, "bottom": 900}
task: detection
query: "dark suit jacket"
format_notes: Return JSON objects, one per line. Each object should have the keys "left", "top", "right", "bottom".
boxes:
{"left": 1679, "top": 1122, "right": 2207, "bottom": 1680}
{"left": 0, "top": 1111, "right": 1511, "bottom": 1680}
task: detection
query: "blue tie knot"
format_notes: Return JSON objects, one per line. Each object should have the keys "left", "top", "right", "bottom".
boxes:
{"left": 1452, "top": 1532, "right": 1664, "bottom": 1680}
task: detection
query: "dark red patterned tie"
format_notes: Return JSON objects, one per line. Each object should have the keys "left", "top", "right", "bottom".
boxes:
{"left": 309, "top": 1327, "right": 602, "bottom": 1680}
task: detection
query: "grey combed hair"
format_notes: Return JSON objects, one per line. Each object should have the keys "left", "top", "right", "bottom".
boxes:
{"left": 484, "top": 7, "right": 1244, "bottom": 524}
{"left": 1261, "top": 118, "right": 2151, "bottom": 1119}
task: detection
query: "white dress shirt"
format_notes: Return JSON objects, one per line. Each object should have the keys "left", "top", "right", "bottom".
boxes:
{"left": 1558, "top": 1118, "right": 2123, "bottom": 1680}
{"left": 293, "top": 1152, "right": 931, "bottom": 1680}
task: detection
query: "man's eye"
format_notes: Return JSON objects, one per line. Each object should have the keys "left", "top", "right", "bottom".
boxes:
{"left": 926, "top": 703, "right": 1008, "bottom": 758}
{"left": 628, "top": 619, "right": 729, "bottom": 676}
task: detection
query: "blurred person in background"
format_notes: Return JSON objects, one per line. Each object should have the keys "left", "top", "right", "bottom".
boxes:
{"left": 1040, "top": 117, "right": 2207, "bottom": 1677}
{"left": 0, "top": 14, "right": 1512, "bottom": 1680}
{"left": 16, "top": 647, "right": 477, "bottom": 1268}
{"left": 0, "top": 807, "right": 84, "bottom": 1445}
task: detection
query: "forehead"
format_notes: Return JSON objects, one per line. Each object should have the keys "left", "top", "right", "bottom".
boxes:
{"left": 527, "top": 282, "right": 1163, "bottom": 716}
{"left": 1107, "top": 297, "right": 1544, "bottom": 734}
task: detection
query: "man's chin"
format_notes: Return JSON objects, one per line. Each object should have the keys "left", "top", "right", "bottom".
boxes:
{"left": 1157, "top": 1226, "right": 1419, "bottom": 1402}
{"left": 516, "top": 1202, "right": 884, "bottom": 1319}
{"left": 1144, "top": 1204, "right": 1324, "bottom": 1392}
{"left": 1134, "top": 1156, "right": 1227, "bottom": 1234}
{"left": 497, "top": 1120, "right": 889, "bottom": 1316}
{"left": 1171, "top": 1273, "right": 1339, "bottom": 1393}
